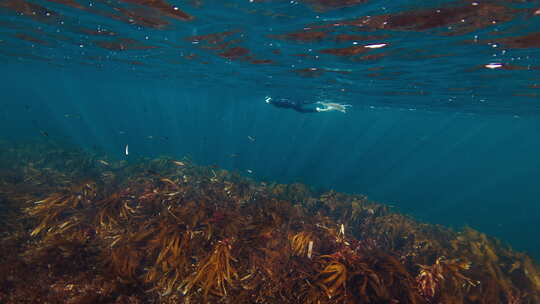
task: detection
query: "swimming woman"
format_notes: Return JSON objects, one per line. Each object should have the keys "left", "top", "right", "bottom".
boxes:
{"left": 265, "top": 96, "right": 351, "bottom": 113}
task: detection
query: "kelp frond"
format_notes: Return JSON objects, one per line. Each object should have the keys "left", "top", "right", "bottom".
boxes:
{"left": 417, "top": 256, "right": 478, "bottom": 300}
{"left": 105, "top": 236, "right": 143, "bottom": 282}
{"left": 182, "top": 238, "right": 238, "bottom": 300}
{"left": 316, "top": 258, "right": 347, "bottom": 300}
{"left": 27, "top": 182, "right": 96, "bottom": 238}
{"left": 289, "top": 231, "right": 316, "bottom": 258}
{"left": 144, "top": 225, "right": 192, "bottom": 295}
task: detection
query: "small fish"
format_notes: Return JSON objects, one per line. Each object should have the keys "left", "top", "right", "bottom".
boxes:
{"left": 125, "top": 144, "right": 129, "bottom": 156}
{"left": 173, "top": 161, "right": 185, "bottom": 166}
{"left": 246, "top": 169, "right": 253, "bottom": 174}
{"left": 485, "top": 63, "right": 502, "bottom": 69}
{"left": 39, "top": 130, "right": 49, "bottom": 137}
{"left": 98, "top": 160, "right": 110, "bottom": 166}
{"left": 364, "top": 43, "right": 387, "bottom": 49}
{"left": 147, "top": 169, "right": 159, "bottom": 175}
{"left": 229, "top": 154, "right": 239, "bottom": 158}
{"left": 146, "top": 135, "right": 154, "bottom": 140}
{"left": 118, "top": 131, "right": 126, "bottom": 135}
{"left": 247, "top": 136, "right": 255, "bottom": 142}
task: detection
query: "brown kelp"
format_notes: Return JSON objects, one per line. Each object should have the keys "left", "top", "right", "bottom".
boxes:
{"left": 0, "top": 141, "right": 539, "bottom": 303}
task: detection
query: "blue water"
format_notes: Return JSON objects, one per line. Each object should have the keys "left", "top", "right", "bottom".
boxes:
{"left": 1, "top": 0, "right": 540, "bottom": 259}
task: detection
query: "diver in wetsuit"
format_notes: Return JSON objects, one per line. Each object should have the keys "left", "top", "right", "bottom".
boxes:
{"left": 265, "top": 96, "right": 318, "bottom": 113}
{"left": 265, "top": 96, "right": 352, "bottom": 113}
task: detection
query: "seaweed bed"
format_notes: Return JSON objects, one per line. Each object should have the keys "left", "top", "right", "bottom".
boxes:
{"left": 0, "top": 141, "right": 539, "bottom": 304}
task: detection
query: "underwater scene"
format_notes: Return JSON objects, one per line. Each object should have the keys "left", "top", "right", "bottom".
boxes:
{"left": 2, "top": 0, "right": 540, "bottom": 303}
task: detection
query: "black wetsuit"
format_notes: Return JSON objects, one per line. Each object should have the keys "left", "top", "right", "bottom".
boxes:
{"left": 268, "top": 98, "right": 317, "bottom": 113}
